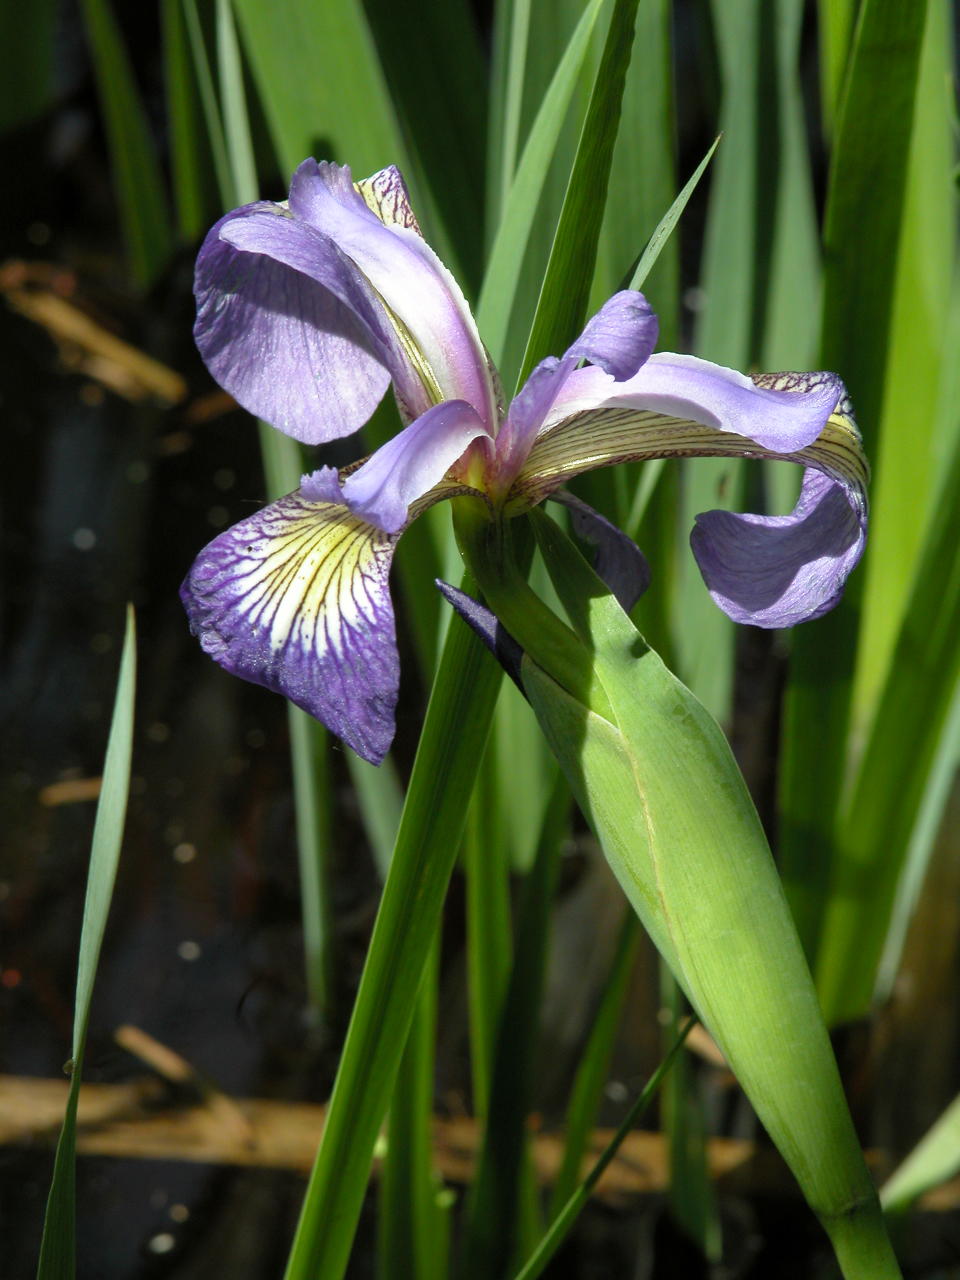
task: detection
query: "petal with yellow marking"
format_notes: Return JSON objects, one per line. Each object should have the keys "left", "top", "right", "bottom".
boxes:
{"left": 181, "top": 489, "right": 400, "bottom": 764}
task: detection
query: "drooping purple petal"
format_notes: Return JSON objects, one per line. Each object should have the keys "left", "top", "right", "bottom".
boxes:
{"left": 565, "top": 290, "right": 658, "bottom": 380}
{"left": 538, "top": 356, "right": 844, "bottom": 453}
{"left": 180, "top": 489, "right": 401, "bottom": 764}
{"left": 691, "top": 469, "right": 866, "bottom": 628}
{"left": 550, "top": 491, "right": 651, "bottom": 612}
{"left": 511, "top": 350, "right": 867, "bottom": 625}
{"left": 285, "top": 160, "right": 496, "bottom": 424}
{"left": 436, "top": 580, "right": 525, "bottom": 691}
{"left": 195, "top": 204, "right": 393, "bottom": 444}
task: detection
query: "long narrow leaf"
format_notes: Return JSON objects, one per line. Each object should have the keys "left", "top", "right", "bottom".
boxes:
{"left": 493, "top": 0, "right": 595, "bottom": 392}
{"left": 346, "top": 752, "right": 403, "bottom": 881}
{"left": 661, "top": 971, "right": 720, "bottom": 1260}
{"left": 514, "top": 1019, "right": 695, "bottom": 1280}
{"left": 881, "top": 1091, "right": 960, "bottom": 1215}
{"left": 877, "top": 681, "right": 960, "bottom": 1000}
{"left": 217, "top": 0, "right": 258, "bottom": 205}
{"left": 548, "top": 909, "right": 641, "bottom": 1216}
{"left": 464, "top": 756, "right": 513, "bottom": 1122}
{"left": 629, "top": 137, "right": 719, "bottom": 296}
{"left": 517, "top": 0, "right": 642, "bottom": 387}
{"left": 377, "top": 942, "right": 445, "bottom": 1280}
{"left": 161, "top": 0, "right": 213, "bottom": 240}
{"left": 230, "top": 0, "right": 405, "bottom": 178}
{"left": 79, "top": 0, "right": 173, "bottom": 288}
{"left": 760, "top": 0, "right": 821, "bottom": 372}
{"left": 779, "top": 0, "right": 931, "bottom": 971}
{"left": 363, "top": 0, "right": 488, "bottom": 292}
{"left": 849, "top": 1, "right": 956, "bottom": 725}
{"left": 592, "top": 0, "right": 677, "bottom": 333}
{"left": 477, "top": 0, "right": 607, "bottom": 360}
{"left": 182, "top": 0, "right": 236, "bottom": 209}
{"left": 814, "top": 431, "right": 960, "bottom": 1021}
{"left": 462, "top": 769, "right": 569, "bottom": 1277}
{"left": 493, "top": 0, "right": 534, "bottom": 225}
{"left": 37, "top": 608, "right": 136, "bottom": 1280}
{"left": 817, "top": 0, "right": 858, "bottom": 134}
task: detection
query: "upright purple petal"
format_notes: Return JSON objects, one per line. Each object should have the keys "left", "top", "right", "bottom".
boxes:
{"left": 564, "top": 291, "right": 659, "bottom": 380}
{"left": 691, "top": 469, "right": 866, "bottom": 628}
{"left": 495, "top": 356, "right": 575, "bottom": 483}
{"left": 286, "top": 160, "right": 496, "bottom": 425}
{"left": 495, "top": 292, "right": 660, "bottom": 486}
{"left": 181, "top": 490, "right": 401, "bottom": 764}
{"left": 195, "top": 204, "right": 393, "bottom": 444}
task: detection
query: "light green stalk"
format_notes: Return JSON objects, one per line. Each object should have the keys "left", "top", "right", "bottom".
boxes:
{"left": 455, "top": 504, "right": 900, "bottom": 1280}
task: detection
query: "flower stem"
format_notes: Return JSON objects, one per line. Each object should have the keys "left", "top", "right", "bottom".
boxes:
{"left": 283, "top": 577, "right": 503, "bottom": 1280}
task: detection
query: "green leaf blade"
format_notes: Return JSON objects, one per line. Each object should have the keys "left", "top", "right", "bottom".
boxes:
{"left": 79, "top": 0, "right": 174, "bottom": 288}
{"left": 37, "top": 608, "right": 136, "bottom": 1280}
{"left": 779, "top": 0, "right": 931, "bottom": 975}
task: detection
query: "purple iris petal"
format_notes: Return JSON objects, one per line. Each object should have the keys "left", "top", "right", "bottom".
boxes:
{"left": 497, "top": 355, "right": 576, "bottom": 478}
{"left": 499, "top": 292, "right": 659, "bottom": 478}
{"left": 334, "top": 400, "right": 488, "bottom": 534}
{"left": 436, "top": 580, "right": 525, "bottom": 691}
{"left": 180, "top": 490, "right": 401, "bottom": 764}
{"left": 550, "top": 491, "right": 651, "bottom": 612}
{"left": 691, "top": 469, "right": 866, "bottom": 628}
{"left": 284, "top": 160, "right": 495, "bottom": 421}
{"left": 565, "top": 290, "right": 658, "bottom": 380}
{"left": 195, "top": 204, "right": 393, "bottom": 444}
{"left": 541, "top": 356, "right": 844, "bottom": 453}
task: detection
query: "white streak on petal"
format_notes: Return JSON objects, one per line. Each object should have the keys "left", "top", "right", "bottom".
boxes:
{"left": 181, "top": 491, "right": 401, "bottom": 764}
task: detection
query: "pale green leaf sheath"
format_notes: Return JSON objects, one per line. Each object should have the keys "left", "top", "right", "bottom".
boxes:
{"left": 451, "top": 506, "right": 900, "bottom": 1280}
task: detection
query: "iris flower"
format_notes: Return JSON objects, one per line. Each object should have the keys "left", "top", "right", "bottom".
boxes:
{"left": 182, "top": 160, "right": 866, "bottom": 764}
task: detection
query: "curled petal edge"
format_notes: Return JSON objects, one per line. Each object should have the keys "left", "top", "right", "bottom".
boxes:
{"left": 691, "top": 469, "right": 865, "bottom": 628}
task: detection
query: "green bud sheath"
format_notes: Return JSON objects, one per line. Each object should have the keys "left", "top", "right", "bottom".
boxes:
{"left": 458, "top": 501, "right": 900, "bottom": 1279}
